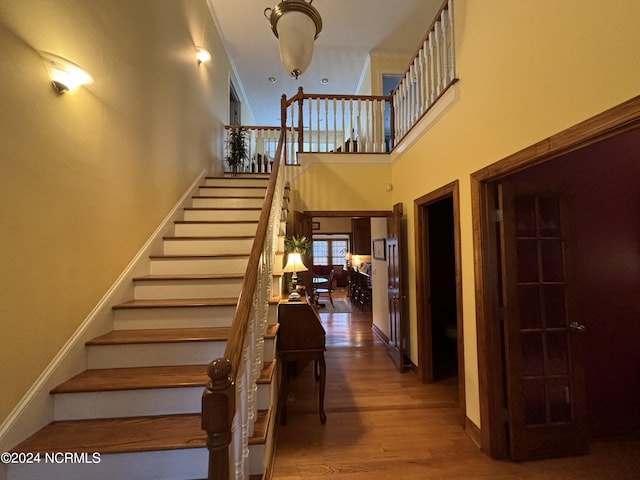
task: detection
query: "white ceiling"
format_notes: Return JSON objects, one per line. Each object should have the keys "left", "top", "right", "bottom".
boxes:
{"left": 207, "top": 0, "right": 442, "bottom": 126}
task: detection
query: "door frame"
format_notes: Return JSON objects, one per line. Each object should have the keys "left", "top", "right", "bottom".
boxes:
{"left": 414, "top": 181, "right": 465, "bottom": 424}
{"left": 470, "top": 96, "right": 640, "bottom": 458}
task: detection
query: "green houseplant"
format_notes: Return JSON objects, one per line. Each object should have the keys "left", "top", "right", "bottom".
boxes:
{"left": 225, "top": 126, "right": 249, "bottom": 175}
{"left": 284, "top": 235, "right": 311, "bottom": 255}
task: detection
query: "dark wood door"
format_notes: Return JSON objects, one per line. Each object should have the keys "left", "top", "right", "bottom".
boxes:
{"left": 351, "top": 217, "right": 371, "bottom": 255}
{"left": 387, "top": 203, "right": 405, "bottom": 372}
{"left": 499, "top": 183, "right": 588, "bottom": 460}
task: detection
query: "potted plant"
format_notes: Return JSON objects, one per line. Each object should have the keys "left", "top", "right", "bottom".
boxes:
{"left": 284, "top": 235, "right": 311, "bottom": 255}
{"left": 225, "top": 126, "right": 249, "bottom": 175}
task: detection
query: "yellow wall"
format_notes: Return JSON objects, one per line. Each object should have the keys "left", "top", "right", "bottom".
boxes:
{"left": 390, "top": 0, "right": 640, "bottom": 426}
{"left": 289, "top": 0, "right": 640, "bottom": 429}
{"left": 0, "top": 0, "right": 243, "bottom": 423}
{"left": 289, "top": 156, "right": 392, "bottom": 211}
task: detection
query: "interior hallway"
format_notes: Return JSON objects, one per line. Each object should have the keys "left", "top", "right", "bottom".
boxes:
{"left": 271, "top": 290, "right": 640, "bottom": 479}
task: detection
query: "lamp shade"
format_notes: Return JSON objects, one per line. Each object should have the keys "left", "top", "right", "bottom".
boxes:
{"left": 265, "top": 0, "right": 322, "bottom": 79}
{"left": 282, "top": 252, "right": 309, "bottom": 273}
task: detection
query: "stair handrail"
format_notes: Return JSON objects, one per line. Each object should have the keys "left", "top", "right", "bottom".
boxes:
{"left": 203, "top": 95, "right": 288, "bottom": 480}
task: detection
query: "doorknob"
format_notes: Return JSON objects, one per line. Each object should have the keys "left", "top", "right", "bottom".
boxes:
{"left": 569, "top": 321, "right": 586, "bottom": 332}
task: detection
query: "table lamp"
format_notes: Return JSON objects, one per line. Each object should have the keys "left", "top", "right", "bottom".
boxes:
{"left": 282, "top": 252, "right": 308, "bottom": 300}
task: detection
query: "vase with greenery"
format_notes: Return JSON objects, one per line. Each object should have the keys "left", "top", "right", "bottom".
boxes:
{"left": 225, "top": 126, "right": 249, "bottom": 176}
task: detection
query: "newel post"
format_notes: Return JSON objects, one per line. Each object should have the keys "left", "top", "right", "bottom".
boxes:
{"left": 202, "top": 358, "right": 235, "bottom": 480}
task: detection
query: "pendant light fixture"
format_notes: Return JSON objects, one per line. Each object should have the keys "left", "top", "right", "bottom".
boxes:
{"left": 264, "top": 0, "right": 322, "bottom": 79}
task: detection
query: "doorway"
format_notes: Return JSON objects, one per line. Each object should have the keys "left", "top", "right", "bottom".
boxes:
{"left": 415, "top": 181, "right": 465, "bottom": 419}
{"left": 472, "top": 97, "right": 640, "bottom": 460}
{"left": 229, "top": 81, "right": 241, "bottom": 125}
{"left": 427, "top": 196, "right": 457, "bottom": 381}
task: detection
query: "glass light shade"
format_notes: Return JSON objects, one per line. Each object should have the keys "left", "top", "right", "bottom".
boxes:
{"left": 265, "top": 0, "right": 322, "bottom": 79}
{"left": 282, "top": 252, "right": 309, "bottom": 273}
{"left": 276, "top": 11, "right": 316, "bottom": 78}
{"left": 40, "top": 52, "right": 93, "bottom": 93}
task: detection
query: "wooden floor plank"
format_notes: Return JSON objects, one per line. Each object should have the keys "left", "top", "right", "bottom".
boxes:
{"left": 271, "top": 290, "right": 640, "bottom": 480}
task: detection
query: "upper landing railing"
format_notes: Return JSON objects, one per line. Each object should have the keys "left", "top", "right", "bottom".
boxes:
{"left": 225, "top": 0, "right": 456, "bottom": 171}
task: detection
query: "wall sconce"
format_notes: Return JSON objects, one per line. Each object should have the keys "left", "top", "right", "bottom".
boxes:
{"left": 196, "top": 47, "right": 211, "bottom": 65}
{"left": 264, "top": 0, "right": 322, "bottom": 79}
{"left": 40, "top": 51, "right": 93, "bottom": 93}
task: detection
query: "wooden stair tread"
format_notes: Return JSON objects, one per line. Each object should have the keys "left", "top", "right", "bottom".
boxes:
{"left": 11, "top": 414, "right": 205, "bottom": 454}
{"left": 162, "top": 235, "right": 255, "bottom": 240}
{"left": 174, "top": 220, "right": 259, "bottom": 224}
{"left": 184, "top": 207, "right": 262, "bottom": 211}
{"left": 199, "top": 186, "right": 267, "bottom": 190}
{"left": 248, "top": 409, "right": 271, "bottom": 446}
{"left": 52, "top": 365, "right": 208, "bottom": 393}
{"left": 113, "top": 298, "right": 238, "bottom": 309}
{"left": 148, "top": 253, "right": 250, "bottom": 259}
{"left": 86, "top": 327, "right": 230, "bottom": 345}
{"left": 257, "top": 360, "right": 277, "bottom": 385}
{"left": 192, "top": 195, "right": 266, "bottom": 199}
{"left": 205, "top": 176, "right": 269, "bottom": 180}
{"left": 264, "top": 324, "right": 279, "bottom": 340}
{"left": 133, "top": 273, "right": 245, "bottom": 281}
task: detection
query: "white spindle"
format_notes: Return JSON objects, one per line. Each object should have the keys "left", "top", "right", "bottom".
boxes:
{"left": 446, "top": 2, "right": 456, "bottom": 83}
{"left": 428, "top": 30, "right": 436, "bottom": 105}
{"left": 341, "top": 98, "right": 345, "bottom": 151}
{"left": 307, "top": 98, "right": 312, "bottom": 152}
{"left": 332, "top": 98, "right": 337, "bottom": 152}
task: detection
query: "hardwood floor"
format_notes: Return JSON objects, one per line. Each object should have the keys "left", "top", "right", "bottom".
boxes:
{"left": 272, "top": 291, "right": 640, "bottom": 479}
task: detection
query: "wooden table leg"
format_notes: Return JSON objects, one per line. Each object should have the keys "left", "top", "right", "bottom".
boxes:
{"left": 279, "top": 355, "right": 288, "bottom": 426}
{"left": 318, "top": 354, "right": 326, "bottom": 424}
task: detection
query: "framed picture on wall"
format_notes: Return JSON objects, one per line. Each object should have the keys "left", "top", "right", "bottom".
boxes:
{"left": 373, "top": 238, "right": 386, "bottom": 260}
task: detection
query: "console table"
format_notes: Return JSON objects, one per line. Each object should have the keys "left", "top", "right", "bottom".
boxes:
{"left": 277, "top": 296, "right": 327, "bottom": 425}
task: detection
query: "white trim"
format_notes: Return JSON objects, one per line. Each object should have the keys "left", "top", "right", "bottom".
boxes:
{"left": 0, "top": 170, "right": 207, "bottom": 452}
{"left": 355, "top": 53, "right": 372, "bottom": 95}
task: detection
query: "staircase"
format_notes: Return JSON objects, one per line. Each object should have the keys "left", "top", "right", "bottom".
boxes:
{"left": 7, "top": 175, "right": 282, "bottom": 480}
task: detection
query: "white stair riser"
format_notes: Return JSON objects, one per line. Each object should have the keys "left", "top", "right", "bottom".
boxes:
{"left": 6, "top": 448, "right": 207, "bottom": 480}
{"left": 150, "top": 256, "right": 248, "bottom": 275}
{"left": 87, "top": 342, "right": 225, "bottom": 369}
{"left": 173, "top": 222, "right": 257, "bottom": 237}
{"left": 267, "top": 303, "right": 279, "bottom": 327}
{"left": 198, "top": 186, "right": 267, "bottom": 197}
{"left": 263, "top": 338, "right": 276, "bottom": 363}
{"left": 184, "top": 209, "right": 261, "bottom": 222}
{"left": 114, "top": 305, "right": 235, "bottom": 330}
{"left": 192, "top": 197, "right": 264, "bottom": 209}
{"left": 204, "top": 175, "right": 269, "bottom": 188}
{"left": 53, "top": 386, "right": 203, "bottom": 421}
{"left": 257, "top": 382, "right": 273, "bottom": 412}
{"left": 249, "top": 444, "right": 265, "bottom": 477}
{"left": 163, "top": 238, "right": 253, "bottom": 255}
{"left": 133, "top": 278, "right": 242, "bottom": 300}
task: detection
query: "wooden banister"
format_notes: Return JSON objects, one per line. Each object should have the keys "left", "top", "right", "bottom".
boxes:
{"left": 203, "top": 127, "right": 286, "bottom": 479}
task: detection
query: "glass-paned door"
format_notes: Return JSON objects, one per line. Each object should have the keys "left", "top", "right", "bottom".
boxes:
{"left": 499, "top": 183, "right": 587, "bottom": 460}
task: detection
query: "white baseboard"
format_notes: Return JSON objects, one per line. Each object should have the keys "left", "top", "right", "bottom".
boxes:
{"left": 0, "top": 170, "right": 207, "bottom": 452}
